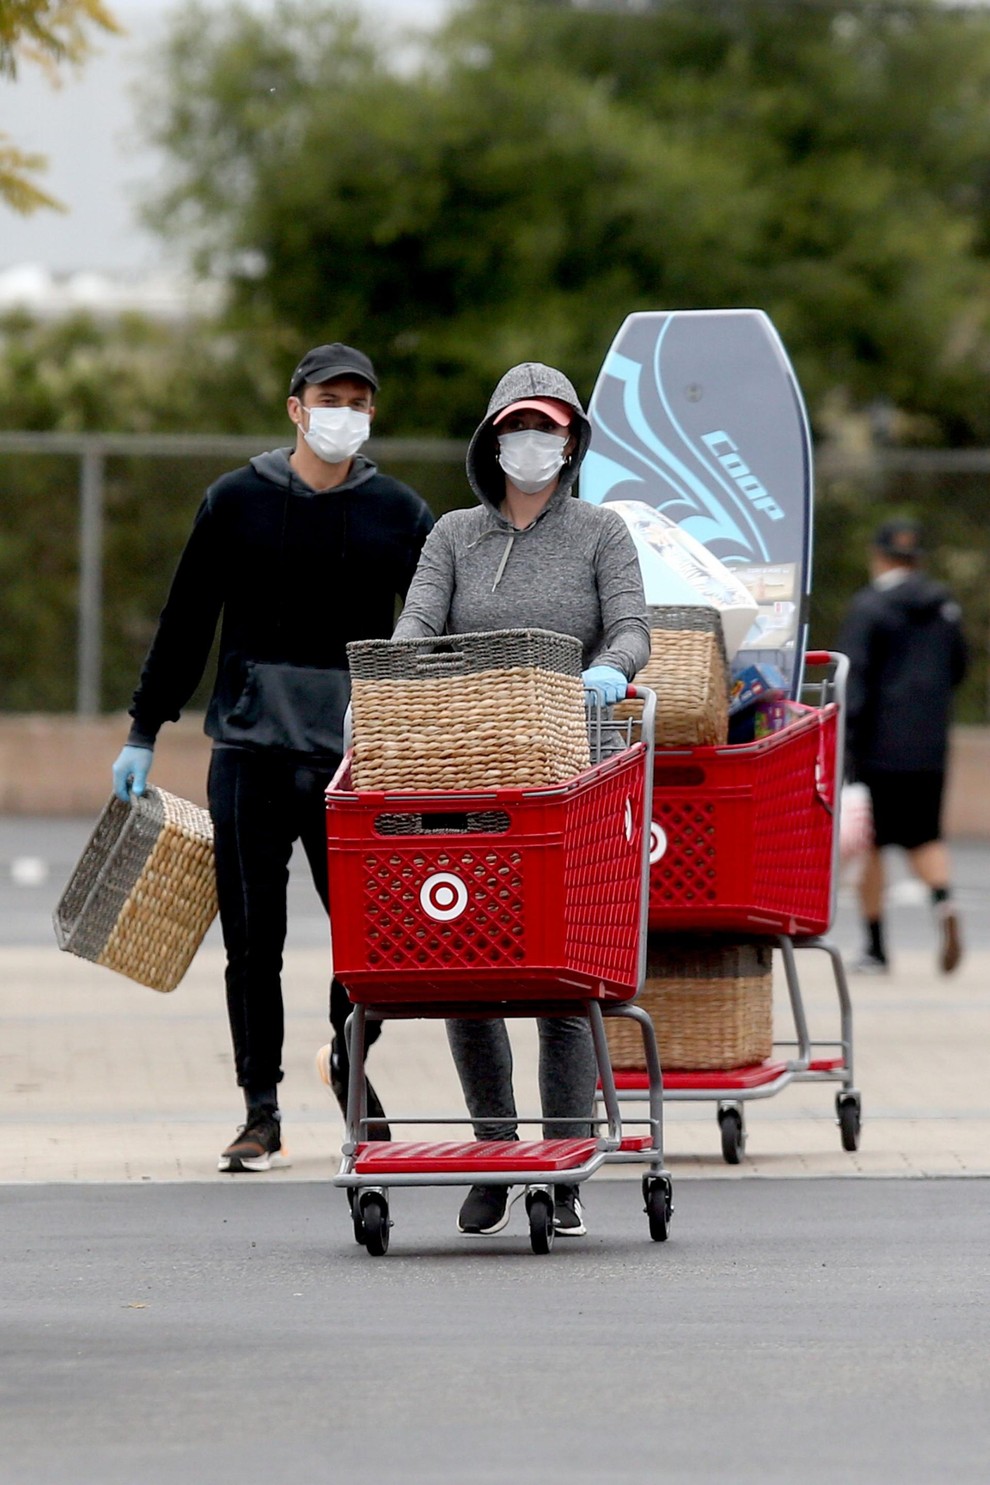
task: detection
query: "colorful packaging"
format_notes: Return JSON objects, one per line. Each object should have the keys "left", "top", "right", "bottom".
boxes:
{"left": 607, "top": 501, "right": 759, "bottom": 659}
{"left": 728, "top": 661, "right": 789, "bottom": 715}
{"left": 752, "top": 699, "right": 802, "bottom": 738}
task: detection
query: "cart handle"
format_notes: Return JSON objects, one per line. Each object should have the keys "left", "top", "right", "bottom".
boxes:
{"left": 804, "top": 650, "right": 831, "bottom": 666}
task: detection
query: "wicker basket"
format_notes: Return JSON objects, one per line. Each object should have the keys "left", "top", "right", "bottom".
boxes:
{"left": 606, "top": 935, "right": 773, "bottom": 1070}
{"left": 347, "top": 628, "right": 590, "bottom": 791}
{"left": 615, "top": 605, "right": 729, "bottom": 746}
{"left": 53, "top": 787, "right": 217, "bottom": 993}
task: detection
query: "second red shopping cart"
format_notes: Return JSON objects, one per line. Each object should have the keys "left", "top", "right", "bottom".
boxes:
{"left": 603, "top": 650, "right": 861, "bottom": 1163}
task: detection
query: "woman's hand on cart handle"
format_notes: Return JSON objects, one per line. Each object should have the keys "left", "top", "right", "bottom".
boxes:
{"left": 582, "top": 665, "right": 627, "bottom": 706}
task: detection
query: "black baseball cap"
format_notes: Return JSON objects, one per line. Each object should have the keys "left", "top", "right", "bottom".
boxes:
{"left": 288, "top": 343, "right": 378, "bottom": 396}
{"left": 873, "top": 517, "right": 924, "bottom": 560}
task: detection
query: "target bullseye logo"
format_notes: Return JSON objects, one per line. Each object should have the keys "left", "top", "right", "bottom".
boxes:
{"left": 420, "top": 871, "right": 469, "bottom": 922}
{"left": 649, "top": 822, "right": 667, "bottom": 864}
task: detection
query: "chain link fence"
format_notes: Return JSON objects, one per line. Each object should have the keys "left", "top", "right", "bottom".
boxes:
{"left": 0, "top": 432, "right": 987, "bottom": 721}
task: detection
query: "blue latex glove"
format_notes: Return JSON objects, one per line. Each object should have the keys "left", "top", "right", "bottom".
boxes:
{"left": 112, "top": 745, "right": 153, "bottom": 803}
{"left": 582, "top": 665, "right": 627, "bottom": 706}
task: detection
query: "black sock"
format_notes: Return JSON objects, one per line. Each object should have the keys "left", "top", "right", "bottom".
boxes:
{"left": 866, "top": 919, "right": 886, "bottom": 961}
{"left": 931, "top": 886, "right": 950, "bottom": 906}
{"left": 245, "top": 1089, "right": 278, "bottom": 1116}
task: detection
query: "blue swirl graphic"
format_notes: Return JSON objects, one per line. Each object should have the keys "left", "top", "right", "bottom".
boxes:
{"left": 586, "top": 330, "right": 772, "bottom": 563}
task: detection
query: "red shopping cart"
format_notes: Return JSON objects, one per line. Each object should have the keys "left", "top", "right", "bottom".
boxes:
{"left": 325, "top": 687, "right": 673, "bottom": 1255}
{"left": 603, "top": 651, "right": 861, "bottom": 1163}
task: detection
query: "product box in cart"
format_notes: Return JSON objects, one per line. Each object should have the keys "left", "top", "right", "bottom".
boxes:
{"left": 728, "top": 660, "right": 789, "bottom": 715}
{"left": 729, "top": 696, "right": 804, "bottom": 744}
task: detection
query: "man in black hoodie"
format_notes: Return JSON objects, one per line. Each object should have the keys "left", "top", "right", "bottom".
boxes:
{"left": 111, "top": 343, "right": 434, "bottom": 1170}
{"left": 839, "top": 518, "right": 967, "bottom": 976}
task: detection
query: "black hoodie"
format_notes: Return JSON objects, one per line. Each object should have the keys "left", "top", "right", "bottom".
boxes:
{"left": 839, "top": 570, "right": 968, "bottom": 773}
{"left": 128, "top": 448, "right": 433, "bottom": 758}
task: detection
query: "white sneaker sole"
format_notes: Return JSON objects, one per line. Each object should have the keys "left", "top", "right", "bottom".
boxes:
{"left": 457, "top": 1189, "right": 521, "bottom": 1236}
{"left": 217, "top": 1148, "right": 291, "bottom": 1173}
{"left": 554, "top": 1203, "right": 586, "bottom": 1237}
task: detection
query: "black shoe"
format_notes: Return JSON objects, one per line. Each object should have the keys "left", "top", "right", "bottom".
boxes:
{"left": 553, "top": 1184, "right": 587, "bottom": 1235}
{"left": 317, "top": 1038, "right": 391, "bottom": 1140}
{"left": 457, "top": 1185, "right": 519, "bottom": 1235}
{"left": 217, "top": 1106, "right": 290, "bottom": 1173}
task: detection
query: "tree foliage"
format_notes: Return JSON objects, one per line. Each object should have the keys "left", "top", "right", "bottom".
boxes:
{"left": 142, "top": 0, "right": 990, "bottom": 444}
{"left": 4, "top": 0, "right": 990, "bottom": 715}
{"left": 0, "top": 308, "right": 281, "bottom": 711}
{"left": 0, "top": 309, "right": 467, "bottom": 711}
{"left": 0, "top": 0, "right": 119, "bottom": 214}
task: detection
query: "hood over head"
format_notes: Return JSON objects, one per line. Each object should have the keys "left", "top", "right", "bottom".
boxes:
{"left": 466, "top": 362, "right": 591, "bottom": 511}
{"left": 250, "top": 447, "right": 378, "bottom": 495}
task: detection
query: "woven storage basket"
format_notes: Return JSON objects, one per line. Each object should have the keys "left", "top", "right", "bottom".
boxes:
{"left": 606, "top": 935, "right": 773, "bottom": 1070}
{"left": 614, "top": 605, "right": 729, "bottom": 746}
{"left": 347, "top": 628, "right": 590, "bottom": 791}
{"left": 53, "top": 787, "right": 217, "bottom": 993}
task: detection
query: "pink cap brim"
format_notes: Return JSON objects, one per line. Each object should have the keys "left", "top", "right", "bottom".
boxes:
{"left": 493, "top": 397, "right": 572, "bottom": 427}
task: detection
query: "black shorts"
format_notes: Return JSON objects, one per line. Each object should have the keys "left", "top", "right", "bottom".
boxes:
{"left": 862, "top": 770, "right": 945, "bottom": 851}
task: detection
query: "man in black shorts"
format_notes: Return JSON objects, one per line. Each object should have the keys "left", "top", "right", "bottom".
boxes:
{"left": 839, "top": 518, "right": 968, "bottom": 975}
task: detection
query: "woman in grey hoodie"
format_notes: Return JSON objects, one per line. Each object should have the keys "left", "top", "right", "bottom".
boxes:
{"left": 393, "top": 362, "right": 649, "bottom": 1239}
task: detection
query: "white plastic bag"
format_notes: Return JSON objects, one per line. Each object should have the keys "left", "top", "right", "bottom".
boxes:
{"left": 839, "top": 781, "right": 873, "bottom": 864}
{"left": 608, "top": 500, "right": 759, "bottom": 659}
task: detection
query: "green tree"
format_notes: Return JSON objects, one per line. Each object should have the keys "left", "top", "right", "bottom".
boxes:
{"left": 143, "top": 0, "right": 990, "bottom": 443}
{"left": 0, "top": 308, "right": 281, "bottom": 710}
{"left": 0, "top": 309, "right": 466, "bottom": 709}
{"left": 0, "top": 0, "right": 120, "bottom": 213}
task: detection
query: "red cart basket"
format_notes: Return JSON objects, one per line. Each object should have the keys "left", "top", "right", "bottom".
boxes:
{"left": 603, "top": 651, "right": 861, "bottom": 1163}
{"left": 326, "top": 686, "right": 673, "bottom": 1255}
{"left": 648, "top": 694, "right": 836, "bottom": 937}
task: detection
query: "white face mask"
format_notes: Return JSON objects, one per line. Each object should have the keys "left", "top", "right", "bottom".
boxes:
{"left": 496, "top": 429, "right": 568, "bottom": 494}
{"left": 300, "top": 405, "right": 371, "bottom": 464}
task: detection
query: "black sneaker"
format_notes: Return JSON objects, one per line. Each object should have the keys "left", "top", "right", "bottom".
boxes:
{"left": 553, "top": 1184, "right": 587, "bottom": 1235}
{"left": 316, "top": 1039, "right": 391, "bottom": 1141}
{"left": 218, "top": 1106, "right": 290, "bottom": 1173}
{"left": 457, "top": 1185, "right": 518, "bottom": 1235}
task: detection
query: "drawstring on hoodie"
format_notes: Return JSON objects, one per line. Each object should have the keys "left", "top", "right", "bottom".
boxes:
{"left": 492, "top": 534, "right": 515, "bottom": 592}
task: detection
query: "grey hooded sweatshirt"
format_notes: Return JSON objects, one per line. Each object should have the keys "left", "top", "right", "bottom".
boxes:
{"left": 393, "top": 363, "right": 649, "bottom": 677}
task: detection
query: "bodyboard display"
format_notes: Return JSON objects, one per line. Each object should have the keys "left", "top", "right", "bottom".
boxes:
{"left": 584, "top": 308, "right": 813, "bottom": 694}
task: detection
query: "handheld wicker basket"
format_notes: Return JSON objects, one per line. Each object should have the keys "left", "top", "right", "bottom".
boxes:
{"left": 606, "top": 935, "right": 773, "bottom": 1071}
{"left": 53, "top": 787, "right": 217, "bottom": 993}
{"left": 615, "top": 605, "right": 729, "bottom": 747}
{"left": 347, "top": 628, "right": 590, "bottom": 791}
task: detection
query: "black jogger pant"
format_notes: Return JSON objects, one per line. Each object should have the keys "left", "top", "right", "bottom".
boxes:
{"left": 207, "top": 745, "right": 379, "bottom": 1102}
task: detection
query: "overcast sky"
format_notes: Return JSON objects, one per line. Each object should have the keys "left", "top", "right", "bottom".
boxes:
{"left": 1, "top": 0, "right": 454, "bottom": 275}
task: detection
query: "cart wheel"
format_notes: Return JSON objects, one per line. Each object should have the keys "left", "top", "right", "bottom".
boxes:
{"left": 644, "top": 1176, "right": 673, "bottom": 1243}
{"left": 526, "top": 1189, "right": 555, "bottom": 1255}
{"left": 837, "top": 1092, "right": 862, "bottom": 1152}
{"left": 718, "top": 1106, "right": 745, "bottom": 1165}
{"left": 347, "top": 1188, "right": 366, "bottom": 1245}
{"left": 359, "top": 1192, "right": 390, "bottom": 1256}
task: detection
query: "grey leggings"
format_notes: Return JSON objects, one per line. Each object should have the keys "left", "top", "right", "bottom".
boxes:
{"left": 447, "top": 1015, "right": 598, "bottom": 1141}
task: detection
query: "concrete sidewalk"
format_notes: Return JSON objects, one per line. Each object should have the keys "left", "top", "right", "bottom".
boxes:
{"left": 4, "top": 942, "right": 989, "bottom": 1183}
